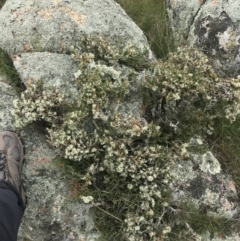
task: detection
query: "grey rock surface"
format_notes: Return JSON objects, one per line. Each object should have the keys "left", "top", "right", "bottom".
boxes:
{"left": 0, "top": 0, "right": 149, "bottom": 57}
{"left": 166, "top": 0, "right": 202, "bottom": 45}
{"left": 19, "top": 129, "right": 98, "bottom": 241}
{"left": 170, "top": 153, "right": 239, "bottom": 240}
{"left": 167, "top": 0, "right": 240, "bottom": 77}
{"left": 0, "top": 79, "right": 16, "bottom": 130}
{"left": 167, "top": 137, "right": 240, "bottom": 240}
{"left": 171, "top": 157, "right": 238, "bottom": 219}
{"left": 170, "top": 162, "right": 240, "bottom": 240}
{"left": 13, "top": 52, "right": 80, "bottom": 102}
{"left": 0, "top": 76, "right": 98, "bottom": 241}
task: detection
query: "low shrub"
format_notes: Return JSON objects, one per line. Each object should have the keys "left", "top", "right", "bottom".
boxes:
{"left": 12, "top": 37, "right": 240, "bottom": 240}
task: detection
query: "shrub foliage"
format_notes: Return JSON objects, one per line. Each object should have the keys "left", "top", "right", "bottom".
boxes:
{"left": 12, "top": 37, "right": 240, "bottom": 240}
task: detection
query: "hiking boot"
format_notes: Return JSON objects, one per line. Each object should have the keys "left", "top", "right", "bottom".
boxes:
{"left": 0, "top": 131, "right": 26, "bottom": 209}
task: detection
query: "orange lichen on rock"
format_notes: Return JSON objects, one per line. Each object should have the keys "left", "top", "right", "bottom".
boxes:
{"left": 59, "top": 7, "right": 86, "bottom": 24}
{"left": 38, "top": 9, "right": 52, "bottom": 20}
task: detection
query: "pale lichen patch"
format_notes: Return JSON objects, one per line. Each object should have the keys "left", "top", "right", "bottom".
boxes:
{"left": 38, "top": 9, "right": 52, "bottom": 20}
{"left": 170, "top": 0, "right": 178, "bottom": 8}
{"left": 216, "top": 27, "right": 238, "bottom": 51}
{"left": 51, "top": 0, "right": 61, "bottom": 6}
{"left": 228, "top": 181, "right": 237, "bottom": 194}
{"left": 59, "top": 7, "right": 86, "bottom": 25}
{"left": 23, "top": 43, "right": 32, "bottom": 52}
{"left": 195, "top": 151, "right": 221, "bottom": 175}
{"left": 211, "top": 0, "right": 218, "bottom": 6}
{"left": 203, "top": 188, "right": 220, "bottom": 205}
{"left": 221, "top": 198, "right": 232, "bottom": 212}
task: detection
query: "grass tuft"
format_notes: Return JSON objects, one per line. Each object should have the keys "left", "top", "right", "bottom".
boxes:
{"left": 115, "top": 0, "right": 174, "bottom": 59}
{"left": 212, "top": 116, "right": 240, "bottom": 199}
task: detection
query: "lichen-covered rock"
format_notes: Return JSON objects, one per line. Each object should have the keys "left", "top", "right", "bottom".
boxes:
{"left": 170, "top": 157, "right": 239, "bottom": 240}
{"left": 171, "top": 157, "right": 238, "bottom": 219}
{"left": 0, "top": 0, "right": 152, "bottom": 119}
{"left": 13, "top": 52, "right": 80, "bottom": 102}
{"left": 0, "top": 80, "right": 16, "bottom": 130}
{"left": 0, "top": 0, "right": 149, "bottom": 56}
{"left": 0, "top": 78, "right": 98, "bottom": 241}
{"left": 19, "top": 129, "right": 98, "bottom": 241}
{"left": 169, "top": 139, "right": 239, "bottom": 240}
{"left": 166, "top": 0, "right": 240, "bottom": 77}
{"left": 166, "top": 0, "right": 202, "bottom": 44}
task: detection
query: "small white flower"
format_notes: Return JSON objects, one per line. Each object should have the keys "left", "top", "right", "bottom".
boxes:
{"left": 135, "top": 226, "right": 140, "bottom": 231}
{"left": 162, "top": 202, "right": 169, "bottom": 207}
{"left": 149, "top": 232, "right": 156, "bottom": 238}
{"left": 147, "top": 176, "right": 154, "bottom": 182}
{"left": 13, "top": 99, "right": 19, "bottom": 108}
{"left": 162, "top": 226, "right": 171, "bottom": 234}
{"left": 146, "top": 209, "right": 154, "bottom": 216}
{"left": 116, "top": 163, "right": 124, "bottom": 173}
{"left": 74, "top": 70, "right": 82, "bottom": 79}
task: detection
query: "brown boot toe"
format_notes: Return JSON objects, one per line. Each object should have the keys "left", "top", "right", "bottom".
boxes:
{"left": 0, "top": 131, "right": 26, "bottom": 209}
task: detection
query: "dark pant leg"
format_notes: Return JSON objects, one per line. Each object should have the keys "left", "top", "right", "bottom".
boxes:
{"left": 0, "top": 186, "right": 24, "bottom": 241}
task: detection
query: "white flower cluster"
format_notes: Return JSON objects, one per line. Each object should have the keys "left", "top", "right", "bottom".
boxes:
{"left": 46, "top": 95, "right": 169, "bottom": 239}
{"left": 48, "top": 115, "right": 100, "bottom": 161}
{"left": 109, "top": 115, "right": 149, "bottom": 137}
{"left": 12, "top": 40, "right": 240, "bottom": 240}
{"left": 142, "top": 47, "right": 240, "bottom": 138}
{"left": 12, "top": 83, "right": 65, "bottom": 128}
{"left": 100, "top": 134, "right": 170, "bottom": 240}
{"left": 80, "top": 195, "right": 94, "bottom": 204}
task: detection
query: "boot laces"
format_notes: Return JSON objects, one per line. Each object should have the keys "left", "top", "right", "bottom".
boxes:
{"left": 0, "top": 150, "right": 9, "bottom": 178}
